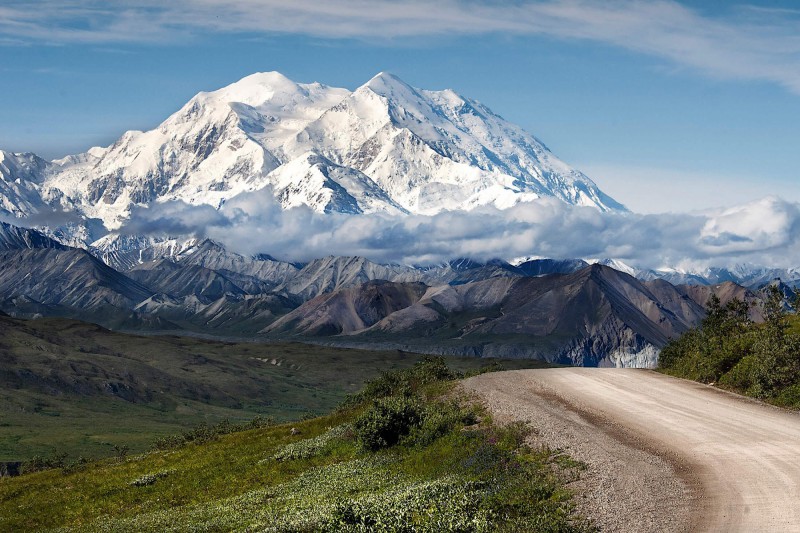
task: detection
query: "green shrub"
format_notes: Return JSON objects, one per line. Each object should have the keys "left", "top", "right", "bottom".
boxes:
{"left": 354, "top": 396, "right": 425, "bottom": 451}
{"left": 774, "top": 383, "right": 800, "bottom": 407}
{"left": 152, "top": 416, "right": 276, "bottom": 451}
{"left": 660, "top": 293, "right": 800, "bottom": 407}
{"left": 341, "top": 356, "right": 461, "bottom": 408}
{"left": 60, "top": 456, "right": 89, "bottom": 475}
{"left": 719, "top": 354, "right": 759, "bottom": 392}
{"left": 464, "top": 361, "right": 505, "bottom": 378}
{"left": 406, "top": 400, "right": 478, "bottom": 448}
{"left": 411, "top": 355, "right": 460, "bottom": 384}
{"left": 20, "top": 451, "right": 68, "bottom": 475}
{"left": 113, "top": 444, "right": 129, "bottom": 461}
{"left": 19, "top": 452, "right": 93, "bottom": 476}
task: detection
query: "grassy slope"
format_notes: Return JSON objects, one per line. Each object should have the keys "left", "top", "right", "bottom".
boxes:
{"left": 788, "top": 314, "right": 800, "bottom": 336}
{"left": 0, "top": 374, "right": 592, "bottom": 532}
{"left": 0, "top": 316, "right": 550, "bottom": 461}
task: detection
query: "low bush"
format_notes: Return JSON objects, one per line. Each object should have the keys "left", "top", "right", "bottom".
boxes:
{"left": 152, "top": 415, "right": 276, "bottom": 451}
{"left": 20, "top": 452, "right": 69, "bottom": 475}
{"left": 354, "top": 396, "right": 425, "bottom": 451}
{"left": 19, "top": 451, "right": 91, "bottom": 476}
{"left": 406, "top": 399, "right": 478, "bottom": 448}
{"left": 325, "top": 476, "right": 494, "bottom": 532}
{"left": 271, "top": 424, "right": 354, "bottom": 462}
{"left": 349, "top": 358, "right": 492, "bottom": 451}
{"left": 341, "top": 356, "right": 460, "bottom": 408}
{"left": 130, "top": 470, "right": 173, "bottom": 487}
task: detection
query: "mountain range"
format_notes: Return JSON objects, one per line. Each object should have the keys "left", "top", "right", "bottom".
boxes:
{"left": 0, "top": 220, "right": 767, "bottom": 368}
{"left": 0, "top": 71, "right": 794, "bottom": 367}
{"left": 1, "top": 71, "right": 791, "bottom": 289}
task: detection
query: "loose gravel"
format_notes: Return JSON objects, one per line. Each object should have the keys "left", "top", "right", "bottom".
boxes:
{"left": 463, "top": 370, "right": 697, "bottom": 532}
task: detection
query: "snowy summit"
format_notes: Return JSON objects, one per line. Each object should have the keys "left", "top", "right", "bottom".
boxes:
{"left": 0, "top": 71, "right": 625, "bottom": 234}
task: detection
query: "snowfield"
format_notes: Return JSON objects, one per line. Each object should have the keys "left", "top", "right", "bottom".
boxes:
{"left": 0, "top": 71, "right": 625, "bottom": 235}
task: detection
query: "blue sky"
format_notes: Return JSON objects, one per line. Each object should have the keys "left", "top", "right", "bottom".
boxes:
{"left": 1, "top": 0, "right": 799, "bottom": 213}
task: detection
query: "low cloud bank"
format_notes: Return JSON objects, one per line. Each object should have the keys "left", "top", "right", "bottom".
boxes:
{"left": 120, "top": 190, "right": 800, "bottom": 269}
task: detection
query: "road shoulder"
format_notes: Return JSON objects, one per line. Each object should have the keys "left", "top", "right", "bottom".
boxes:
{"left": 462, "top": 370, "right": 698, "bottom": 533}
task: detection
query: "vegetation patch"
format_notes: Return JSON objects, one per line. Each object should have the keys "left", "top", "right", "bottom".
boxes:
{"left": 130, "top": 470, "right": 173, "bottom": 487}
{"left": 660, "top": 287, "right": 800, "bottom": 408}
{"left": 0, "top": 357, "right": 592, "bottom": 532}
{"left": 152, "top": 416, "right": 276, "bottom": 451}
{"left": 270, "top": 423, "right": 353, "bottom": 461}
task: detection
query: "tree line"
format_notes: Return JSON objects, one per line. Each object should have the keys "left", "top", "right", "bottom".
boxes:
{"left": 659, "top": 286, "right": 800, "bottom": 407}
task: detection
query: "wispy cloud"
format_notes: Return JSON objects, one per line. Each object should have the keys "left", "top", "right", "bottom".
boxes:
{"left": 118, "top": 191, "right": 800, "bottom": 269}
{"left": 3, "top": 1, "right": 800, "bottom": 93}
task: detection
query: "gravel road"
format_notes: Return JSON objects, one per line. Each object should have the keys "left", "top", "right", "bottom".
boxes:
{"left": 463, "top": 368, "right": 800, "bottom": 532}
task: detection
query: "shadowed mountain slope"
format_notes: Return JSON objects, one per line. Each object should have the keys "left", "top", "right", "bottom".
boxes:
{"left": 262, "top": 264, "right": 710, "bottom": 367}
{"left": 0, "top": 221, "right": 766, "bottom": 366}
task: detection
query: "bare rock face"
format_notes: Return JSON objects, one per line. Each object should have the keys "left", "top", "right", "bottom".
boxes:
{"left": 0, "top": 221, "right": 67, "bottom": 251}
{"left": 0, "top": 248, "right": 152, "bottom": 311}
{"left": 260, "top": 264, "right": 715, "bottom": 368}
{"left": 265, "top": 280, "right": 429, "bottom": 336}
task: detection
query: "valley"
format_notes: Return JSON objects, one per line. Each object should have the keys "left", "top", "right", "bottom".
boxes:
{"left": 0, "top": 313, "right": 547, "bottom": 462}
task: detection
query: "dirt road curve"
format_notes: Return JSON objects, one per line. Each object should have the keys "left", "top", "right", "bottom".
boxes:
{"left": 463, "top": 369, "right": 800, "bottom": 532}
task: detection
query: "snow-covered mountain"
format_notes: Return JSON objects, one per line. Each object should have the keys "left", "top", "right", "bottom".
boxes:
{"left": 0, "top": 152, "right": 50, "bottom": 217}
{"left": 586, "top": 257, "right": 800, "bottom": 289}
{"left": 0, "top": 71, "right": 625, "bottom": 237}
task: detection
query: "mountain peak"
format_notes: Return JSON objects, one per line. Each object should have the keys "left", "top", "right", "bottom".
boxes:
{"left": 204, "top": 71, "right": 307, "bottom": 107}
{"left": 0, "top": 221, "right": 66, "bottom": 251}
{"left": 231, "top": 71, "right": 301, "bottom": 92}
{"left": 362, "top": 71, "right": 417, "bottom": 98}
{"left": 367, "top": 71, "right": 405, "bottom": 84}
{"left": 239, "top": 71, "right": 295, "bottom": 86}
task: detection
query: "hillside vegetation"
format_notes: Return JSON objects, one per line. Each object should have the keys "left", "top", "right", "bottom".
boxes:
{"left": 0, "top": 314, "right": 548, "bottom": 461}
{"left": 659, "top": 288, "right": 800, "bottom": 407}
{"left": 0, "top": 359, "right": 592, "bottom": 532}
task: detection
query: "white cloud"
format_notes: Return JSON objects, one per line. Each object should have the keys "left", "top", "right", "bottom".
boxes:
{"left": 121, "top": 190, "right": 800, "bottom": 269}
{"left": 699, "top": 197, "right": 799, "bottom": 255}
{"left": 3, "top": 1, "right": 800, "bottom": 94}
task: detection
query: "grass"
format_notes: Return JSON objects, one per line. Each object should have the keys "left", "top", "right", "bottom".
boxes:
{"left": 0, "top": 315, "right": 551, "bottom": 462}
{"left": 0, "top": 359, "right": 592, "bottom": 532}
